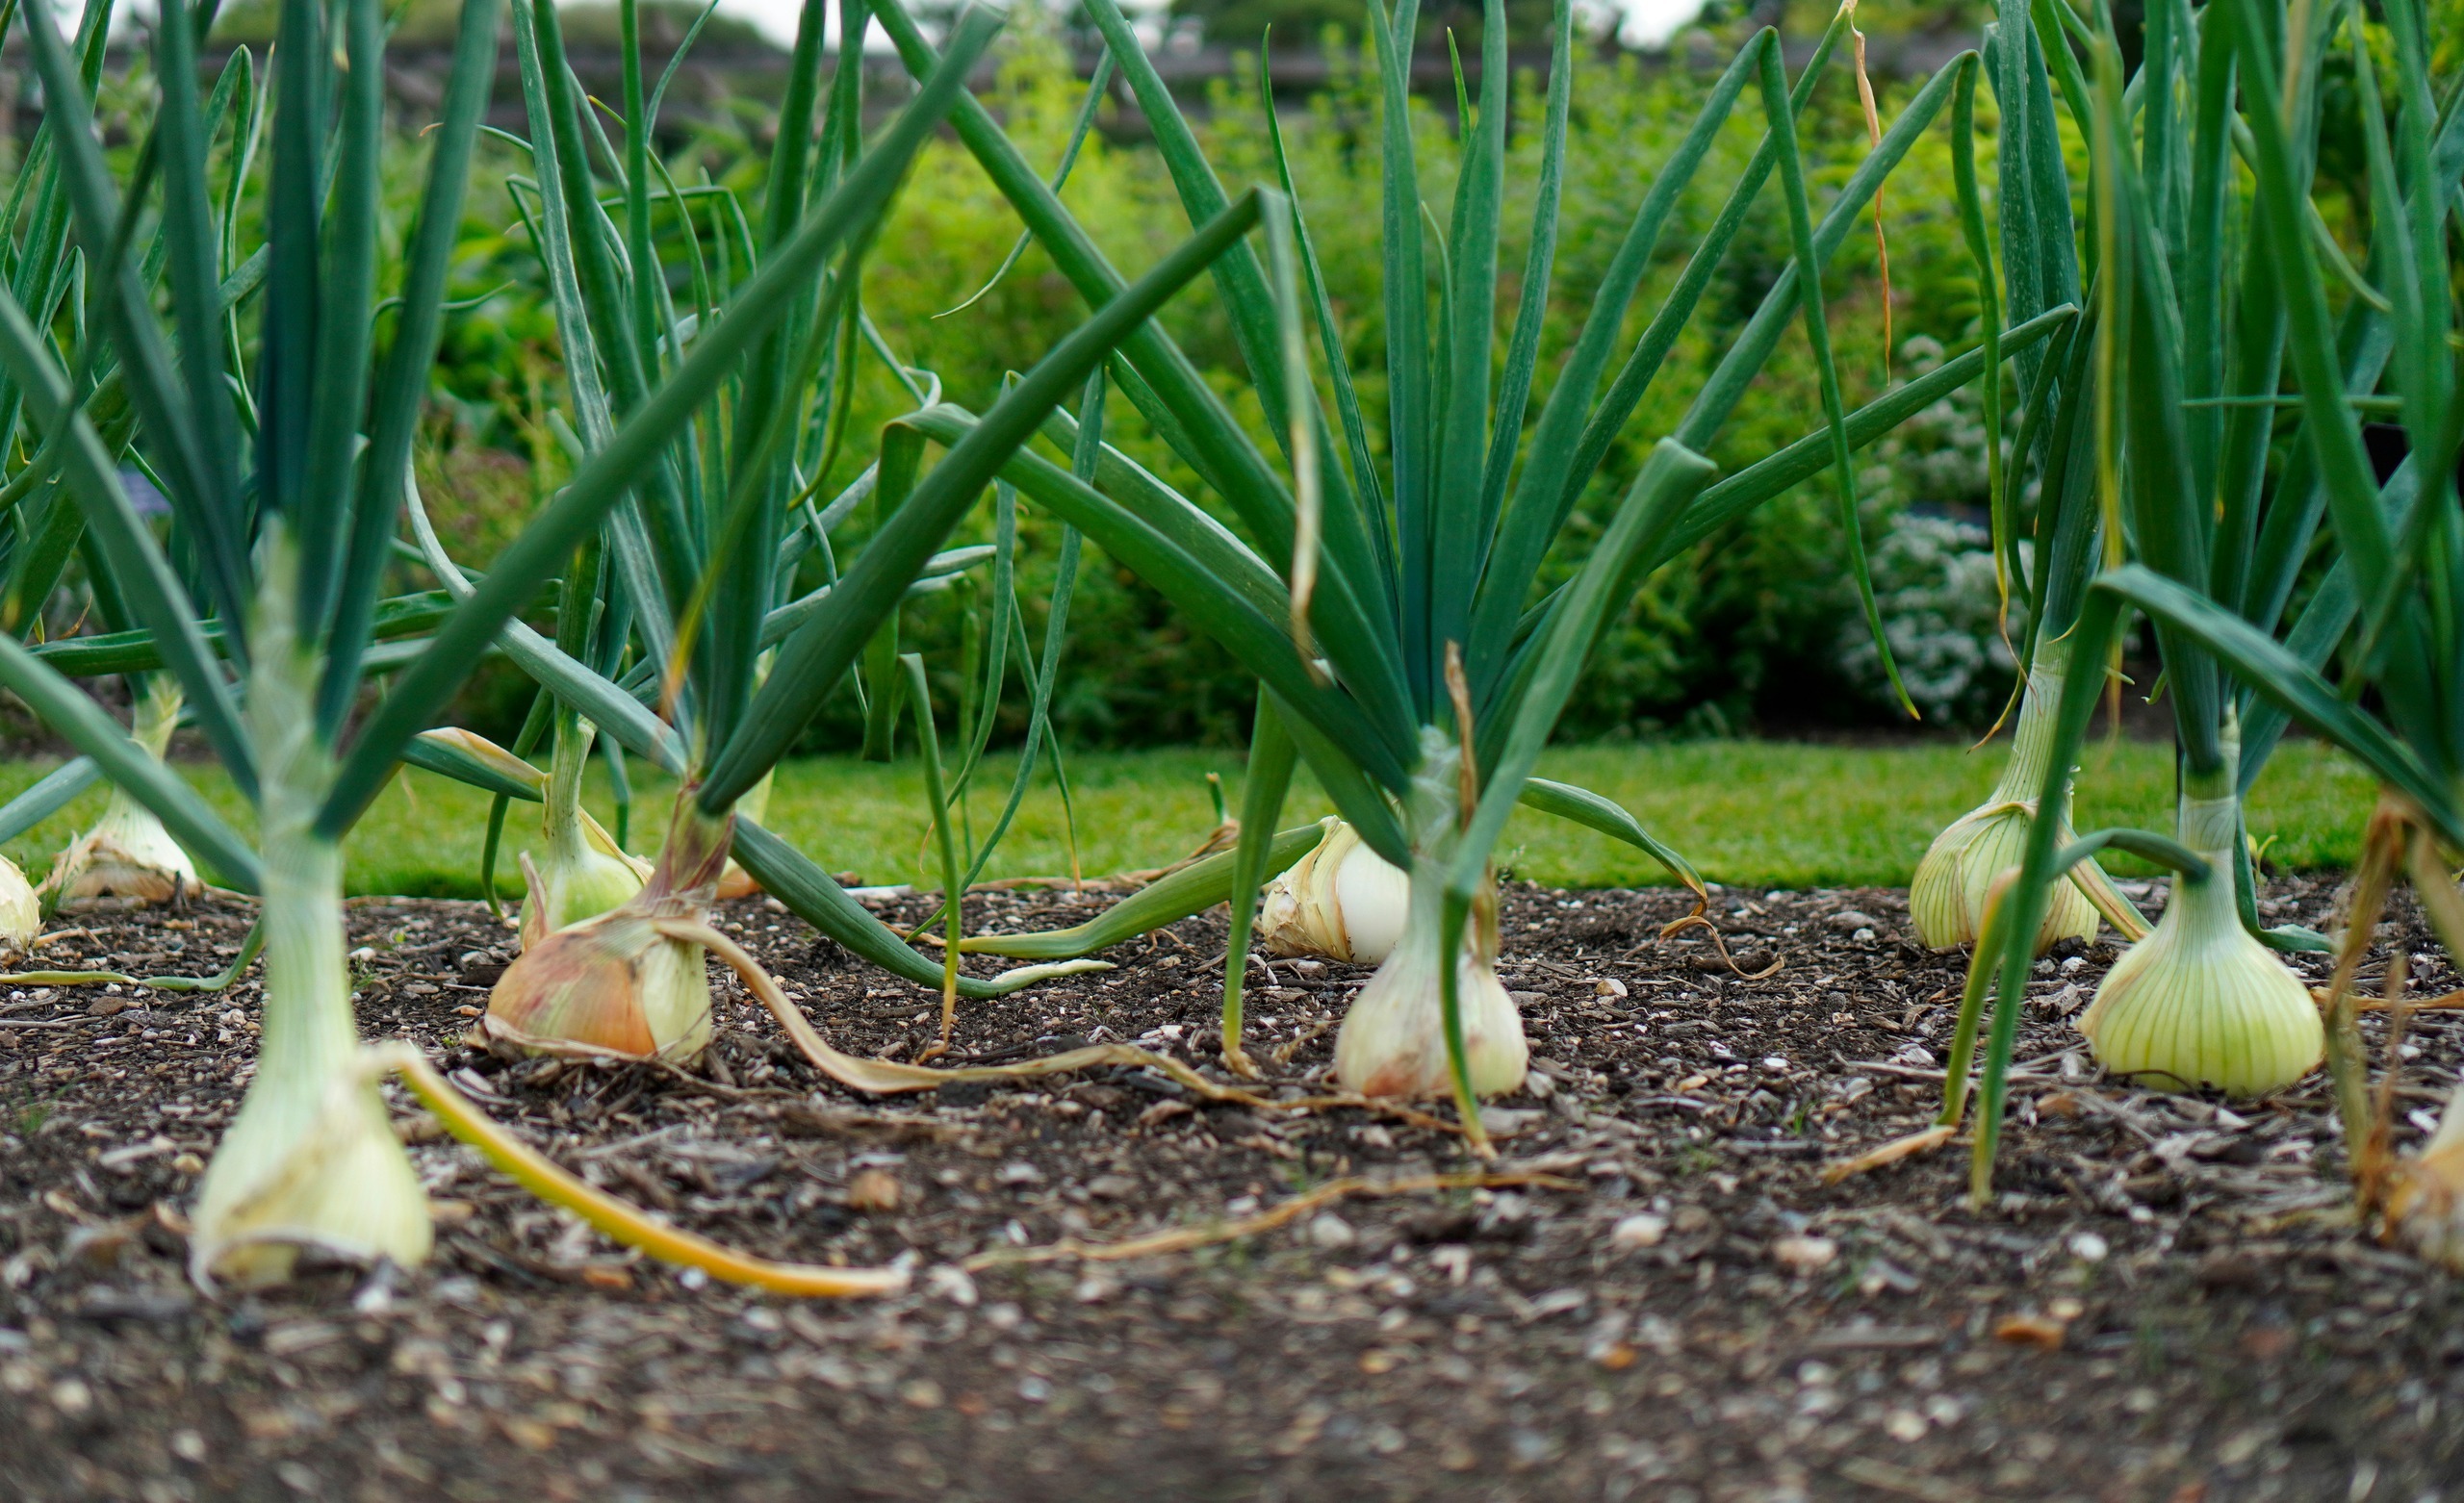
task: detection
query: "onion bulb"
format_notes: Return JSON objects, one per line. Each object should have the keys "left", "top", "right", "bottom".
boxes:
{"left": 1911, "top": 641, "right": 2099, "bottom": 953}
{"left": 1257, "top": 818, "right": 1410, "bottom": 963}
{"left": 488, "top": 899, "right": 714, "bottom": 1061}
{"left": 2077, "top": 789, "right": 2323, "bottom": 1096}
{"left": 0, "top": 855, "right": 37, "bottom": 951}
{"left": 2382, "top": 1085, "right": 2464, "bottom": 1272}
{"left": 1333, "top": 867, "right": 1527, "bottom": 1098}
{"left": 1329, "top": 731, "right": 1527, "bottom": 1101}
{"left": 488, "top": 794, "right": 730, "bottom": 1063}
{"left": 49, "top": 678, "right": 200, "bottom": 905}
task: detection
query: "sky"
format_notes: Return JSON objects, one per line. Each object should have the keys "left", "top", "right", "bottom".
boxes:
{"left": 708, "top": 0, "right": 1711, "bottom": 52}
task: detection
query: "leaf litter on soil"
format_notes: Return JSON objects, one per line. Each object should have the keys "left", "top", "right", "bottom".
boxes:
{"left": 0, "top": 876, "right": 2459, "bottom": 1499}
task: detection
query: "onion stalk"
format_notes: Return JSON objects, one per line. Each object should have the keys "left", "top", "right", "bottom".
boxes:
{"left": 1956, "top": 0, "right": 2396, "bottom": 1199}
{"left": 0, "top": 0, "right": 1006, "bottom": 1289}
{"left": 515, "top": 708, "right": 649, "bottom": 947}
{"left": 190, "top": 537, "right": 430, "bottom": 1286}
{"left": 471, "top": 0, "right": 1309, "bottom": 1074}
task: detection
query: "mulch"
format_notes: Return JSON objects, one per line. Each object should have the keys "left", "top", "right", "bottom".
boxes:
{"left": 0, "top": 868, "right": 2457, "bottom": 1502}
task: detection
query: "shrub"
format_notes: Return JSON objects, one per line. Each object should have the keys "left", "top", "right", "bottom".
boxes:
{"left": 410, "top": 18, "right": 2015, "bottom": 746}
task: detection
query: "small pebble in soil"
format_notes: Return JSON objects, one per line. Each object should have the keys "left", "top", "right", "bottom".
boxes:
{"left": 1308, "top": 1213, "right": 1357, "bottom": 1249}
{"left": 1609, "top": 1213, "right": 1667, "bottom": 1251}
{"left": 1771, "top": 1236, "right": 1837, "bottom": 1272}
{"left": 846, "top": 1169, "right": 901, "bottom": 1212}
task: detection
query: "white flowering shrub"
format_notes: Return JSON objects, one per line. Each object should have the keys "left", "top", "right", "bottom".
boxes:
{"left": 1834, "top": 336, "right": 2023, "bottom": 725}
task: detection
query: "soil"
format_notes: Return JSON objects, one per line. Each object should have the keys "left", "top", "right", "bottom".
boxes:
{"left": 0, "top": 871, "right": 2459, "bottom": 1503}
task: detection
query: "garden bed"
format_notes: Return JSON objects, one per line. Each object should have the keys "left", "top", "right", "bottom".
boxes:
{"left": 1, "top": 877, "right": 2457, "bottom": 1502}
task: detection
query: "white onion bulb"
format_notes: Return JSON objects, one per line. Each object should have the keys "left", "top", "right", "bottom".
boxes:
{"left": 2078, "top": 792, "right": 2322, "bottom": 1097}
{"left": 1911, "top": 641, "right": 2099, "bottom": 954}
{"left": 1257, "top": 818, "right": 1411, "bottom": 963}
{"left": 1321, "top": 731, "right": 1528, "bottom": 1102}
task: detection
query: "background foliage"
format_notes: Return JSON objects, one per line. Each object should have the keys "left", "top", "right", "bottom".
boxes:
{"left": 395, "top": 13, "right": 2024, "bottom": 748}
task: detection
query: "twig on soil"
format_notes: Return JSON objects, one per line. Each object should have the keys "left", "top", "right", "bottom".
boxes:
{"left": 680, "top": 918, "right": 1469, "bottom": 1136}
{"left": 962, "top": 1172, "right": 1579, "bottom": 1270}
{"left": 1835, "top": 1455, "right": 1975, "bottom": 1503}
{"left": 1270, "top": 1014, "right": 1340, "bottom": 1066}
{"left": 1516, "top": 957, "right": 1588, "bottom": 981}
{"left": 1659, "top": 913, "right": 1783, "bottom": 979}
{"left": 1820, "top": 1125, "right": 1956, "bottom": 1185}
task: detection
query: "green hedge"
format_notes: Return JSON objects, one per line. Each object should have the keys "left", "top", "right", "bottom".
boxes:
{"left": 411, "top": 22, "right": 2024, "bottom": 747}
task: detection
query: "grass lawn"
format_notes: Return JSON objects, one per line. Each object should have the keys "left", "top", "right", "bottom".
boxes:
{"left": 0, "top": 737, "right": 2376, "bottom": 900}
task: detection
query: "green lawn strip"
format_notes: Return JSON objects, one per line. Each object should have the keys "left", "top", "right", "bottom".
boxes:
{"left": 0, "top": 740, "right": 2374, "bottom": 900}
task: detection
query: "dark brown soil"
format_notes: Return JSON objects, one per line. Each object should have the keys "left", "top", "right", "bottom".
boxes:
{"left": 0, "top": 872, "right": 2458, "bottom": 1503}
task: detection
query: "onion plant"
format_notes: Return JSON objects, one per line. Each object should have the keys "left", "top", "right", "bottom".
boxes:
{"left": 404, "top": 0, "right": 1400, "bottom": 1113}
{"left": 1904, "top": 6, "right": 2147, "bottom": 955}
{"left": 460, "top": 0, "right": 1224, "bottom": 1066}
{"left": 1957, "top": 0, "right": 2458, "bottom": 1202}
{"left": 433, "top": 0, "right": 1001, "bottom": 1002}
{"left": 0, "top": 0, "right": 266, "bottom": 923}
{"left": 0, "top": 0, "right": 1015, "bottom": 1286}
{"left": 45, "top": 675, "right": 204, "bottom": 902}
{"left": 873, "top": 0, "right": 2062, "bottom": 1142}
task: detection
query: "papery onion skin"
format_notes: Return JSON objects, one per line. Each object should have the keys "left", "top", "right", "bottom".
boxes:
{"left": 488, "top": 902, "right": 714, "bottom": 1062}
{"left": 50, "top": 680, "right": 201, "bottom": 905}
{"left": 2383, "top": 1094, "right": 2464, "bottom": 1272}
{"left": 489, "top": 791, "right": 731, "bottom": 1064}
{"left": 1911, "top": 802, "right": 2100, "bottom": 953}
{"left": 51, "top": 800, "right": 204, "bottom": 904}
{"left": 2078, "top": 791, "right": 2322, "bottom": 1097}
